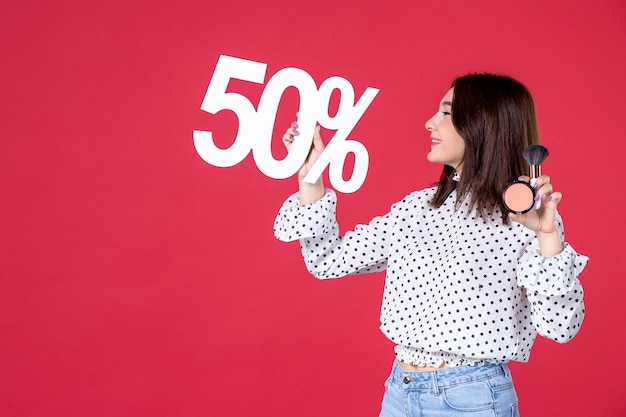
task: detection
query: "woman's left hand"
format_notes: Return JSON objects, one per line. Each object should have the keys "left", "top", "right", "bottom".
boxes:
{"left": 508, "top": 174, "right": 562, "bottom": 234}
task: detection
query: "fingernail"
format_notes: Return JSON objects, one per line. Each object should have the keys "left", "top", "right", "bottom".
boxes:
{"left": 291, "top": 122, "right": 298, "bottom": 128}
{"left": 293, "top": 129, "right": 300, "bottom": 136}
{"left": 534, "top": 194, "right": 540, "bottom": 201}
{"left": 547, "top": 195, "right": 553, "bottom": 201}
{"left": 518, "top": 176, "right": 525, "bottom": 180}
{"left": 316, "top": 125, "right": 320, "bottom": 132}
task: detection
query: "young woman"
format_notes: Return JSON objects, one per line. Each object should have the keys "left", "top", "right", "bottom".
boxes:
{"left": 273, "top": 74, "right": 588, "bottom": 416}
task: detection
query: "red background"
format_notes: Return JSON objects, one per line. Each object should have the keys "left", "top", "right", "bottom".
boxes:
{"left": 2, "top": 1, "right": 625, "bottom": 416}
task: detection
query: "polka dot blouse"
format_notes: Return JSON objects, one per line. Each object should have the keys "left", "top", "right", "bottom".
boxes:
{"left": 274, "top": 187, "right": 588, "bottom": 367}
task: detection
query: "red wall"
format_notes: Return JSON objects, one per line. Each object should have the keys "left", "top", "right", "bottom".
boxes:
{"left": 1, "top": 1, "right": 625, "bottom": 416}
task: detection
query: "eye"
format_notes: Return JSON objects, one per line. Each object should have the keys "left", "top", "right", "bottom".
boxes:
{"left": 442, "top": 111, "right": 451, "bottom": 116}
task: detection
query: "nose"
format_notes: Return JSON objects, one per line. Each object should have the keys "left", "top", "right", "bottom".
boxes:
{"left": 425, "top": 114, "right": 436, "bottom": 131}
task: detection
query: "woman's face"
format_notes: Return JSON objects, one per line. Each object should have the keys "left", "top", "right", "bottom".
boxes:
{"left": 425, "top": 88, "right": 466, "bottom": 172}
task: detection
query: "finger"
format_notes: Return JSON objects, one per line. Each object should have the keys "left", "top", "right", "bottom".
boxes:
{"left": 532, "top": 174, "right": 551, "bottom": 189}
{"left": 282, "top": 122, "right": 300, "bottom": 144}
{"left": 288, "top": 120, "right": 300, "bottom": 137}
{"left": 537, "top": 174, "right": 551, "bottom": 184}
{"left": 536, "top": 182, "right": 553, "bottom": 200}
{"left": 282, "top": 128, "right": 299, "bottom": 148}
{"left": 545, "top": 191, "right": 562, "bottom": 207}
{"left": 312, "top": 125, "right": 325, "bottom": 152}
{"left": 282, "top": 132, "right": 294, "bottom": 150}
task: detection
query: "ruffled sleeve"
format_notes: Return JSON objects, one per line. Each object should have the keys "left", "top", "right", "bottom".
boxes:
{"left": 274, "top": 188, "right": 395, "bottom": 279}
{"left": 517, "top": 239, "right": 589, "bottom": 343}
{"left": 273, "top": 189, "right": 337, "bottom": 242}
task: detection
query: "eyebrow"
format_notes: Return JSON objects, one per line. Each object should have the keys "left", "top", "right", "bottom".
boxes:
{"left": 442, "top": 101, "right": 452, "bottom": 106}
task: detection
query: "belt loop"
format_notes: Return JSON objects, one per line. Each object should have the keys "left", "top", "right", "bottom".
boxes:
{"left": 430, "top": 371, "right": 440, "bottom": 394}
{"left": 499, "top": 362, "right": 511, "bottom": 378}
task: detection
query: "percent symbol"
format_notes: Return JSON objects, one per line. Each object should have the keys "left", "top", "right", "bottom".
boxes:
{"left": 298, "top": 77, "right": 379, "bottom": 193}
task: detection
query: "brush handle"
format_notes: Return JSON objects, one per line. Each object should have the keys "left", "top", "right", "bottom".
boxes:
{"left": 530, "top": 177, "right": 540, "bottom": 209}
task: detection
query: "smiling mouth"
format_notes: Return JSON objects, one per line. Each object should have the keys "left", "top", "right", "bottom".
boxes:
{"left": 431, "top": 138, "right": 442, "bottom": 145}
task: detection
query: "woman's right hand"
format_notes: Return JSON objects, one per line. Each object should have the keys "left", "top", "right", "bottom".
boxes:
{"left": 282, "top": 121, "right": 326, "bottom": 181}
{"left": 281, "top": 120, "right": 326, "bottom": 205}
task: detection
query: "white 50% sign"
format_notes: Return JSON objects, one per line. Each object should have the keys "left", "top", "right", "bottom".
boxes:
{"left": 193, "top": 55, "right": 379, "bottom": 193}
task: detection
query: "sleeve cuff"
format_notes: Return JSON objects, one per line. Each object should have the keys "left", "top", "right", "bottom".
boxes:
{"left": 273, "top": 188, "right": 337, "bottom": 242}
{"left": 517, "top": 243, "right": 589, "bottom": 296}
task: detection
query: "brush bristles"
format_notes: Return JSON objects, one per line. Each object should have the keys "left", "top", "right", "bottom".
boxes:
{"left": 522, "top": 144, "right": 549, "bottom": 166}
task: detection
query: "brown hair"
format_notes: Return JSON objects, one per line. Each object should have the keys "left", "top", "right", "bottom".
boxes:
{"left": 429, "top": 73, "right": 540, "bottom": 224}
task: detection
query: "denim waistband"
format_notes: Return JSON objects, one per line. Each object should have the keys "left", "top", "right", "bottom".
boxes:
{"left": 389, "top": 359, "right": 509, "bottom": 390}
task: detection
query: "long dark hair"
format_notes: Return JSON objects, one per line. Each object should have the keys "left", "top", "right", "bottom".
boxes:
{"left": 429, "top": 73, "right": 540, "bottom": 224}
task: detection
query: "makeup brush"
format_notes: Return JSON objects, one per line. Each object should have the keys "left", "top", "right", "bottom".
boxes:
{"left": 522, "top": 144, "right": 549, "bottom": 209}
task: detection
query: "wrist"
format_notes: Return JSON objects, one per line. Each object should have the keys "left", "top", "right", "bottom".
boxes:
{"left": 536, "top": 230, "right": 564, "bottom": 258}
{"left": 536, "top": 229, "right": 559, "bottom": 239}
{"left": 298, "top": 178, "right": 325, "bottom": 206}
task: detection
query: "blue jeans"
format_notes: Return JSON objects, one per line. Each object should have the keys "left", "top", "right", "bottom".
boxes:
{"left": 379, "top": 360, "right": 519, "bottom": 417}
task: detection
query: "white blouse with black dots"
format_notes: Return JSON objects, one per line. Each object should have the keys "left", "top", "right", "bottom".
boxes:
{"left": 274, "top": 187, "right": 588, "bottom": 367}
